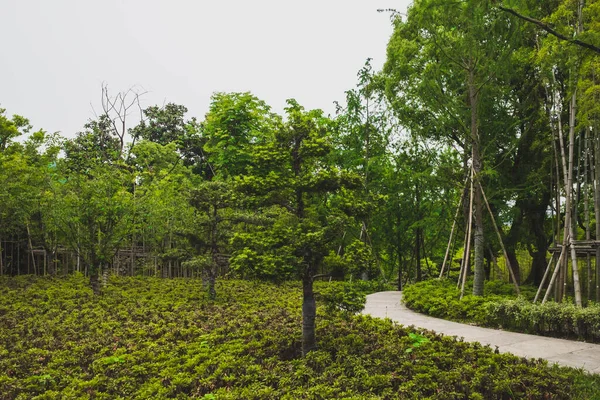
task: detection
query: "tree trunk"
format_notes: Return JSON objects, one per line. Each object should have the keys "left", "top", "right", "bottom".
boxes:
{"left": 460, "top": 168, "right": 474, "bottom": 298}
{"left": 102, "top": 265, "right": 108, "bottom": 288}
{"left": 469, "top": 69, "right": 485, "bottom": 296}
{"left": 584, "top": 127, "right": 592, "bottom": 301}
{"left": 528, "top": 189, "right": 552, "bottom": 286}
{"left": 206, "top": 266, "right": 217, "bottom": 300}
{"left": 46, "top": 250, "right": 56, "bottom": 276}
{"left": 567, "top": 92, "right": 583, "bottom": 307}
{"left": 595, "top": 127, "right": 600, "bottom": 301}
{"left": 397, "top": 216, "right": 403, "bottom": 290}
{"left": 90, "top": 269, "right": 101, "bottom": 295}
{"left": 527, "top": 251, "right": 547, "bottom": 286}
{"left": 131, "top": 235, "right": 136, "bottom": 276}
{"left": 302, "top": 267, "right": 316, "bottom": 356}
{"left": 415, "top": 227, "right": 422, "bottom": 282}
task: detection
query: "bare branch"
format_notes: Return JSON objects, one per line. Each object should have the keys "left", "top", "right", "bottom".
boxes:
{"left": 97, "top": 83, "right": 147, "bottom": 155}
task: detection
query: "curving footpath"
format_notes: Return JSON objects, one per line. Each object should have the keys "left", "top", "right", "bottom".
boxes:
{"left": 363, "top": 291, "right": 600, "bottom": 374}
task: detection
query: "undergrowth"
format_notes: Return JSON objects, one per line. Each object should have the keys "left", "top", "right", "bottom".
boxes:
{"left": 0, "top": 275, "right": 598, "bottom": 399}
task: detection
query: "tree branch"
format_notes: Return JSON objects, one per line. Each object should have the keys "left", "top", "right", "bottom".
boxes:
{"left": 498, "top": 5, "right": 600, "bottom": 54}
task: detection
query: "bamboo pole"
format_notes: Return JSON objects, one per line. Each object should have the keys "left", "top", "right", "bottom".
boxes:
{"left": 440, "top": 177, "right": 468, "bottom": 279}
{"left": 554, "top": 75, "right": 569, "bottom": 302}
{"left": 460, "top": 167, "right": 475, "bottom": 299}
{"left": 478, "top": 182, "right": 520, "bottom": 295}
{"left": 543, "top": 246, "right": 567, "bottom": 303}
{"left": 567, "top": 93, "right": 583, "bottom": 307}
{"left": 585, "top": 127, "right": 592, "bottom": 301}
{"left": 534, "top": 253, "right": 555, "bottom": 303}
{"left": 595, "top": 125, "right": 600, "bottom": 302}
{"left": 552, "top": 140, "right": 561, "bottom": 246}
{"left": 457, "top": 224, "right": 470, "bottom": 288}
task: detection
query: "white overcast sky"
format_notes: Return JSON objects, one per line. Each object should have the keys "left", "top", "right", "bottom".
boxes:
{"left": 1, "top": 0, "right": 410, "bottom": 138}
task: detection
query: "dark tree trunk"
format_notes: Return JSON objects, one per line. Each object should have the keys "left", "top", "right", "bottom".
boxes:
{"left": 505, "top": 202, "right": 523, "bottom": 285}
{"left": 208, "top": 204, "right": 219, "bottom": 300}
{"left": 207, "top": 268, "right": 216, "bottom": 300}
{"left": 415, "top": 181, "right": 422, "bottom": 282}
{"left": 396, "top": 213, "right": 403, "bottom": 290}
{"left": 415, "top": 227, "right": 422, "bottom": 282}
{"left": 46, "top": 251, "right": 56, "bottom": 276}
{"left": 505, "top": 250, "right": 521, "bottom": 284}
{"left": 302, "top": 267, "right": 316, "bottom": 356}
{"left": 527, "top": 250, "right": 547, "bottom": 286}
{"left": 90, "top": 269, "right": 101, "bottom": 295}
{"left": 484, "top": 249, "right": 491, "bottom": 280}
{"left": 525, "top": 191, "right": 552, "bottom": 286}
{"left": 397, "top": 260, "right": 402, "bottom": 291}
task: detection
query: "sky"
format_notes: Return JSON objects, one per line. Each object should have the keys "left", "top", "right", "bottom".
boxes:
{"left": 1, "top": 0, "right": 411, "bottom": 139}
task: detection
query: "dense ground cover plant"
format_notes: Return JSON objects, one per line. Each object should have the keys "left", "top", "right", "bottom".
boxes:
{"left": 403, "top": 279, "right": 600, "bottom": 342}
{"left": 0, "top": 275, "right": 599, "bottom": 399}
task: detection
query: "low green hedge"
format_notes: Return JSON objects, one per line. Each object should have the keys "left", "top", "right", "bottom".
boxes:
{"left": 1, "top": 276, "right": 599, "bottom": 398}
{"left": 403, "top": 279, "right": 600, "bottom": 343}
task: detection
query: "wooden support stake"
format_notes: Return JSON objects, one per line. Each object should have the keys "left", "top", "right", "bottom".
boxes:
{"left": 479, "top": 182, "right": 520, "bottom": 295}
{"left": 456, "top": 227, "right": 469, "bottom": 288}
{"left": 543, "top": 246, "right": 567, "bottom": 303}
{"left": 460, "top": 168, "right": 475, "bottom": 299}
{"left": 533, "top": 253, "right": 555, "bottom": 303}
{"left": 440, "top": 177, "right": 468, "bottom": 279}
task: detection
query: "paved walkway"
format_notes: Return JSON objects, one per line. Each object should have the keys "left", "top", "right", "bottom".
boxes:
{"left": 363, "top": 291, "right": 600, "bottom": 374}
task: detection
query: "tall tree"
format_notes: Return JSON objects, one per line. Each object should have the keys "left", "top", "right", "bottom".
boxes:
{"left": 235, "top": 99, "right": 359, "bottom": 355}
{"left": 46, "top": 162, "right": 133, "bottom": 293}
{"left": 383, "top": 0, "right": 521, "bottom": 295}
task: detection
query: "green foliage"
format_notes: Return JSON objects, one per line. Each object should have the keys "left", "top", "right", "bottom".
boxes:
{"left": 0, "top": 108, "right": 32, "bottom": 152}
{"left": 203, "top": 92, "right": 279, "bottom": 179}
{"left": 405, "top": 332, "right": 430, "bottom": 354}
{"left": 0, "top": 276, "right": 597, "bottom": 399}
{"left": 404, "top": 279, "right": 600, "bottom": 342}
{"left": 318, "top": 281, "right": 368, "bottom": 314}
{"left": 47, "top": 162, "right": 134, "bottom": 279}
{"left": 489, "top": 298, "right": 600, "bottom": 342}
{"left": 131, "top": 103, "right": 189, "bottom": 146}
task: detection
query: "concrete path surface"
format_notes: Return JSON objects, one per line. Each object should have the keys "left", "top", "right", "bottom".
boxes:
{"left": 363, "top": 291, "right": 600, "bottom": 374}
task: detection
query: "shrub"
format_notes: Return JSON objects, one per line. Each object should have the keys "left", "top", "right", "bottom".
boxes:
{"left": 403, "top": 279, "right": 600, "bottom": 343}
{"left": 0, "top": 276, "right": 597, "bottom": 399}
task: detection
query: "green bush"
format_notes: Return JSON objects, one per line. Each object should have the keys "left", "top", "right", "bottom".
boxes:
{"left": 403, "top": 279, "right": 600, "bottom": 343}
{"left": 0, "top": 276, "right": 598, "bottom": 399}
{"left": 316, "top": 279, "right": 393, "bottom": 314}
